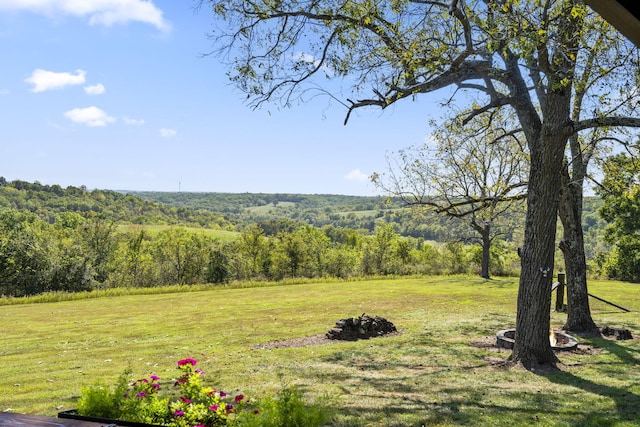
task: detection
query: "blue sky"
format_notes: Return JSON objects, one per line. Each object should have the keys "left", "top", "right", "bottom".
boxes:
{"left": 0, "top": 0, "right": 445, "bottom": 196}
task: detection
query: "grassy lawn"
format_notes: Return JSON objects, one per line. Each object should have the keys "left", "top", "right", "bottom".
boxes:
{"left": 0, "top": 276, "right": 639, "bottom": 426}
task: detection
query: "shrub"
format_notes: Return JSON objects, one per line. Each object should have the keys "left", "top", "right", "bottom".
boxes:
{"left": 238, "top": 385, "right": 333, "bottom": 427}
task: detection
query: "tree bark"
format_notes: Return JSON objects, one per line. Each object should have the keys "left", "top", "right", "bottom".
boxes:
{"left": 511, "top": 133, "right": 562, "bottom": 368}
{"left": 481, "top": 223, "right": 491, "bottom": 279}
{"left": 558, "top": 162, "right": 598, "bottom": 332}
{"left": 511, "top": 86, "right": 571, "bottom": 368}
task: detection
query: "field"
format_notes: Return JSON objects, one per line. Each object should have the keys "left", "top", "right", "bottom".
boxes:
{"left": 1, "top": 276, "right": 639, "bottom": 426}
{"left": 117, "top": 224, "right": 240, "bottom": 241}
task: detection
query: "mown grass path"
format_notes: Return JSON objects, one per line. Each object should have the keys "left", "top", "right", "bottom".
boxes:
{"left": 1, "top": 276, "right": 639, "bottom": 426}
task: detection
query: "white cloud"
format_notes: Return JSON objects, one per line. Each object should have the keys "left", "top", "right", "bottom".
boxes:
{"left": 345, "top": 169, "right": 369, "bottom": 182}
{"left": 0, "top": 0, "right": 170, "bottom": 31}
{"left": 25, "top": 69, "right": 86, "bottom": 92}
{"left": 64, "top": 106, "right": 115, "bottom": 127}
{"left": 123, "top": 116, "right": 144, "bottom": 125}
{"left": 160, "top": 128, "right": 177, "bottom": 138}
{"left": 84, "top": 83, "right": 105, "bottom": 95}
{"left": 0, "top": 88, "right": 8, "bottom": 95}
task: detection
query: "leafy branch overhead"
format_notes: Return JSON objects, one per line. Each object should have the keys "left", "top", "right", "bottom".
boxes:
{"left": 205, "top": 0, "right": 640, "bottom": 131}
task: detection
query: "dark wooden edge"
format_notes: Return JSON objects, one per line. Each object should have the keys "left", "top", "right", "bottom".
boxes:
{"left": 58, "top": 411, "right": 162, "bottom": 427}
{"left": 0, "top": 411, "right": 105, "bottom": 426}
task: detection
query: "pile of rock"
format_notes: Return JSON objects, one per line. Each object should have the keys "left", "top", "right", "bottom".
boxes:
{"left": 602, "top": 326, "right": 633, "bottom": 340}
{"left": 326, "top": 313, "right": 397, "bottom": 341}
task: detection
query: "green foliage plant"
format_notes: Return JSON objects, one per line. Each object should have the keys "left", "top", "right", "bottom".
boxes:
{"left": 77, "top": 358, "right": 252, "bottom": 427}
{"left": 237, "top": 385, "right": 332, "bottom": 427}
{"left": 77, "top": 368, "right": 131, "bottom": 419}
{"left": 76, "top": 358, "right": 333, "bottom": 427}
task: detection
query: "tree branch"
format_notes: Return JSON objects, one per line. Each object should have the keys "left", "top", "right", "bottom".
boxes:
{"left": 573, "top": 116, "right": 640, "bottom": 133}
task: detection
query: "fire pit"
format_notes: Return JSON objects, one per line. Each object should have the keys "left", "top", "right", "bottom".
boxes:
{"left": 496, "top": 328, "right": 578, "bottom": 351}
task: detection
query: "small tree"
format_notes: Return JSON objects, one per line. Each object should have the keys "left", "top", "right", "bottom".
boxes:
{"left": 152, "top": 228, "right": 211, "bottom": 285}
{"left": 206, "top": 246, "right": 231, "bottom": 284}
{"left": 109, "top": 230, "right": 158, "bottom": 288}
{"left": 373, "top": 111, "right": 528, "bottom": 279}
{"left": 237, "top": 224, "right": 272, "bottom": 279}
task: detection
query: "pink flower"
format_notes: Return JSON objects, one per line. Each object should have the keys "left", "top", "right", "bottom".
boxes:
{"left": 209, "top": 404, "right": 219, "bottom": 411}
{"left": 180, "top": 396, "right": 191, "bottom": 404}
{"left": 173, "top": 410, "right": 184, "bottom": 417}
{"left": 219, "top": 391, "right": 227, "bottom": 397}
{"left": 136, "top": 392, "right": 147, "bottom": 398}
{"left": 150, "top": 375, "right": 160, "bottom": 381}
{"left": 234, "top": 394, "right": 244, "bottom": 403}
{"left": 177, "top": 358, "right": 197, "bottom": 367}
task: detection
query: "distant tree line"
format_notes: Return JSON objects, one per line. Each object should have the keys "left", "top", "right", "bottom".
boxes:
{"left": 0, "top": 210, "right": 522, "bottom": 297}
{"left": 134, "top": 191, "right": 488, "bottom": 241}
{"left": 0, "top": 179, "right": 233, "bottom": 229}
{"left": 0, "top": 178, "right": 617, "bottom": 297}
{"left": 135, "top": 190, "right": 609, "bottom": 271}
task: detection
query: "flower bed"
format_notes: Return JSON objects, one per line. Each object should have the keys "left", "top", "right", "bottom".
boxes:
{"left": 61, "top": 357, "right": 333, "bottom": 427}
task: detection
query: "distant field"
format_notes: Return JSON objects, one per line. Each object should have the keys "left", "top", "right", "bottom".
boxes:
{"left": 245, "top": 201, "right": 297, "bottom": 213}
{"left": 244, "top": 203, "right": 382, "bottom": 219}
{"left": 117, "top": 224, "right": 240, "bottom": 241}
{"left": 338, "top": 209, "right": 379, "bottom": 218}
{"left": 1, "top": 276, "right": 638, "bottom": 426}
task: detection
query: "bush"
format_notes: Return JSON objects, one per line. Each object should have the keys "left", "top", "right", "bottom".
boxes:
{"left": 77, "top": 369, "right": 131, "bottom": 419}
{"left": 239, "top": 386, "right": 333, "bottom": 427}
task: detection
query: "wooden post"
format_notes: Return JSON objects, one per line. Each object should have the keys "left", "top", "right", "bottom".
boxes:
{"left": 555, "top": 273, "right": 565, "bottom": 312}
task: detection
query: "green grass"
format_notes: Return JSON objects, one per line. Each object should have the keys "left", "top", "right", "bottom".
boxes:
{"left": 1, "top": 276, "right": 639, "bottom": 426}
{"left": 337, "top": 209, "right": 379, "bottom": 218}
{"left": 117, "top": 224, "right": 240, "bottom": 241}
{"left": 245, "top": 201, "right": 297, "bottom": 213}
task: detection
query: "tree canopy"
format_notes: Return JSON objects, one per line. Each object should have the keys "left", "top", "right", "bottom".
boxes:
{"left": 596, "top": 151, "right": 640, "bottom": 282}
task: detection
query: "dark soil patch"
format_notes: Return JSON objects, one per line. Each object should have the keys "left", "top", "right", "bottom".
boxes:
{"left": 253, "top": 314, "right": 400, "bottom": 350}
{"left": 251, "top": 331, "right": 402, "bottom": 350}
{"left": 251, "top": 334, "right": 336, "bottom": 350}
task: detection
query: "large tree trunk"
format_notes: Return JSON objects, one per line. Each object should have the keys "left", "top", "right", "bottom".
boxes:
{"left": 558, "top": 162, "right": 598, "bottom": 333}
{"left": 510, "top": 81, "right": 575, "bottom": 368}
{"left": 511, "top": 133, "right": 562, "bottom": 368}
